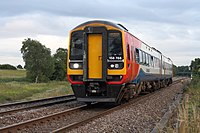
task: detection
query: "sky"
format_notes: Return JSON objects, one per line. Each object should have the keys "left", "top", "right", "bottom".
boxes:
{"left": 0, "top": 0, "right": 199, "bottom": 67}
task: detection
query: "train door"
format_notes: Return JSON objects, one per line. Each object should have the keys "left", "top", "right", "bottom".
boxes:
{"left": 88, "top": 34, "right": 102, "bottom": 79}
{"left": 83, "top": 27, "right": 107, "bottom": 81}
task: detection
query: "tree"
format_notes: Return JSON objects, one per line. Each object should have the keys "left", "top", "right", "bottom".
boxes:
{"left": 21, "top": 38, "right": 54, "bottom": 83}
{"left": 191, "top": 58, "right": 200, "bottom": 78}
{"left": 173, "top": 64, "right": 177, "bottom": 76}
{"left": 51, "top": 48, "right": 67, "bottom": 81}
{"left": 17, "top": 64, "right": 23, "bottom": 69}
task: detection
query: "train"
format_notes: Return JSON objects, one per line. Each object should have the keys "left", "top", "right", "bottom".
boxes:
{"left": 67, "top": 20, "right": 173, "bottom": 103}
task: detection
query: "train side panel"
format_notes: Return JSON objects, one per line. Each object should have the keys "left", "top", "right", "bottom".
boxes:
{"left": 124, "top": 32, "right": 163, "bottom": 83}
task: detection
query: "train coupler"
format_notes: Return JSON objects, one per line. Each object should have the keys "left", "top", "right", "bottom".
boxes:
{"left": 87, "top": 82, "right": 102, "bottom": 94}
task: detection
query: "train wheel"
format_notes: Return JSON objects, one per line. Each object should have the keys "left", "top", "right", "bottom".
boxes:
{"left": 158, "top": 81, "right": 161, "bottom": 89}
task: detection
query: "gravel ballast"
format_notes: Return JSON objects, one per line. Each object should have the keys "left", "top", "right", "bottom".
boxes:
{"left": 0, "top": 101, "right": 83, "bottom": 128}
{"left": 69, "top": 83, "right": 184, "bottom": 133}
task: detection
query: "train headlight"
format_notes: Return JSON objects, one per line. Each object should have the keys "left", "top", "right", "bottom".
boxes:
{"left": 110, "top": 64, "right": 115, "bottom": 68}
{"left": 73, "top": 63, "right": 79, "bottom": 69}
{"left": 69, "top": 62, "right": 83, "bottom": 69}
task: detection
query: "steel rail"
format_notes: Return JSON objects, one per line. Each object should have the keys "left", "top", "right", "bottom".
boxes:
{"left": 0, "top": 94, "right": 74, "bottom": 108}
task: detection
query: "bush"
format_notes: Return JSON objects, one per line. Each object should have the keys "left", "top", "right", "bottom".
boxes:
{"left": 0, "top": 64, "right": 17, "bottom": 70}
{"left": 17, "top": 65, "right": 23, "bottom": 69}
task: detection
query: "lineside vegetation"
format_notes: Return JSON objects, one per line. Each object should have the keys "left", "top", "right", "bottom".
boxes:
{"left": 166, "top": 58, "right": 200, "bottom": 133}
{"left": 177, "top": 79, "right": 200, "bottom": 133}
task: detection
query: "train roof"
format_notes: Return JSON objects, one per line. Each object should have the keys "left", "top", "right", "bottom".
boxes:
{"left": 72, "top": 20, "right": 172, "bottom": 62}
{"left": 73, "top": 20, "right": 128, "bottom": 31}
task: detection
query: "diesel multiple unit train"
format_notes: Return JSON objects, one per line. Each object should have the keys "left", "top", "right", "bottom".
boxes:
{"left": 67, "top": 20, "right": 173, "bottom": 103}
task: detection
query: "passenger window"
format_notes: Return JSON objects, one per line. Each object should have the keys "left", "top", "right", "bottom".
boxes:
{"left": 136, "top": 49, "right": 139, "bottom": 63}
{"left": 143, "top": 52, "right": 146, "bottom": 64}
{"left": 139, "top": 50, "right": 143, "bottom": 63}
{"left": 163, "top": 62, "right": 165, "bottom": 69}
{"left": 151, "top": 56, "right": 154, "bottom": 67}
{"left": 154, "top": 58, "right": 157, "bottom": 68}
{"left": 146, "top": 54, "right": 149, "bottom": 66}
{"left": 148, "top": 55, "right": 151, "bottom": 66}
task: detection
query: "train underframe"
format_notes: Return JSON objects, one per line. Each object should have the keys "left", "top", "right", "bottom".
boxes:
{"left": 71, "top": 77, "right": 172, "bottom": 104}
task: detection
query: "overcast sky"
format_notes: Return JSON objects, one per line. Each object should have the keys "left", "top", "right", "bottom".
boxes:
{"left": 0, "top": 0, "right": 199, "bottom": 66}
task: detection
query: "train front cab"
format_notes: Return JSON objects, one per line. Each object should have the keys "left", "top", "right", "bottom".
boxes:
{"left": 67, "top": 21, "right": 128, "bottom": 103}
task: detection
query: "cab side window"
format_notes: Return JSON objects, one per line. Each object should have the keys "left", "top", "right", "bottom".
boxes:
{"left": 127, "top": 45, "right": 130, "bottom": 60}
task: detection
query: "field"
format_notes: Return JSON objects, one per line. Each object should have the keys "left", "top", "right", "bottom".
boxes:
{"left": 0, "top": 70, "right": 26, "bottom": 78}
{"left": 0, "top": 69, "right": 26, "bottom": 82}
{"left": 0, "top": 70, "right": 73, "bottom": 104}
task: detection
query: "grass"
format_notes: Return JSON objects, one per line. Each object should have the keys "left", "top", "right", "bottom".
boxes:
{"left": 0, "top": 81, "right": 73, "bottom": 104}
{"left": 0, "top": 70, "right": 73, "bottom": 104}
{"left": 165, "top": 78, "right": 200, "bottom": 133}
{"left": 177, "top": 79, "right": 200, "bottom": 133}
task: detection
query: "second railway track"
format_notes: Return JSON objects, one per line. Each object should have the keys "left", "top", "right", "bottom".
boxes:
{"left": 0, "top": 94, "right": 76, "bottom": 116}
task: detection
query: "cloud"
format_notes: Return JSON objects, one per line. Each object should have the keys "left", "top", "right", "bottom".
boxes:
{"left": 1, "top": 0, "right": 200, "bottom": 26}
{"left": 0, "top": 13, "right": 91, "bottom": 38}
{"left": 36, "top": 34, "right": 69, "bottom": 53}
{"left": 0, "top": 34, "right": 69, "bottom": 66}
{"left": 0, "top": 56, "right": 24, "bottom": 66}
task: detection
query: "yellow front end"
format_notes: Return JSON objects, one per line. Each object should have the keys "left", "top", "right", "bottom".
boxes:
{"left": 67, "top": 20, "right": 127, "bottom": 103}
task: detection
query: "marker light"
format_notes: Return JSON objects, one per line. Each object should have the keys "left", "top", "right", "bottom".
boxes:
{"left": 115, "top": 64, "right": 119, "bottom": 68}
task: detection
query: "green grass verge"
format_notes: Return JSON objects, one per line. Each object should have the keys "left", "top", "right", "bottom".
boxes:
{"left": 172, "top": 79, "right": 200, "bottom": 133}
{"left": 0, "top": 69, "right": 73, "bottom": 104}
{"left": 164, "top": 78, "right": 200, "bottom": 133}
{"left": 0, "top": 81, "right": 73, "bottom": 104}
{"left": 179, "top": 79, "right": 200, "bottom": 133}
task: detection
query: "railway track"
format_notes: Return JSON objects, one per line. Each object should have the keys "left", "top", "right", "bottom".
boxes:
{"left": 0, "top": 78, "right": 187, "bottom": 133}
{"left": 0, "top": 94, "right": 76, "bottom": 116}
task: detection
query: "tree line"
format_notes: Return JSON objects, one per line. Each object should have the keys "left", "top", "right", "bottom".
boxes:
{"left": 0, "top": 64, "right": 17, "bottom": 70}
{"left": 21, "top": 38, "right": 67, "bottom": 83}
{"left": 173, "top": 58, "right": 200, "bottom": 79}
{"left": 190, "top": 58, "right": 200, "bottom": 79}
